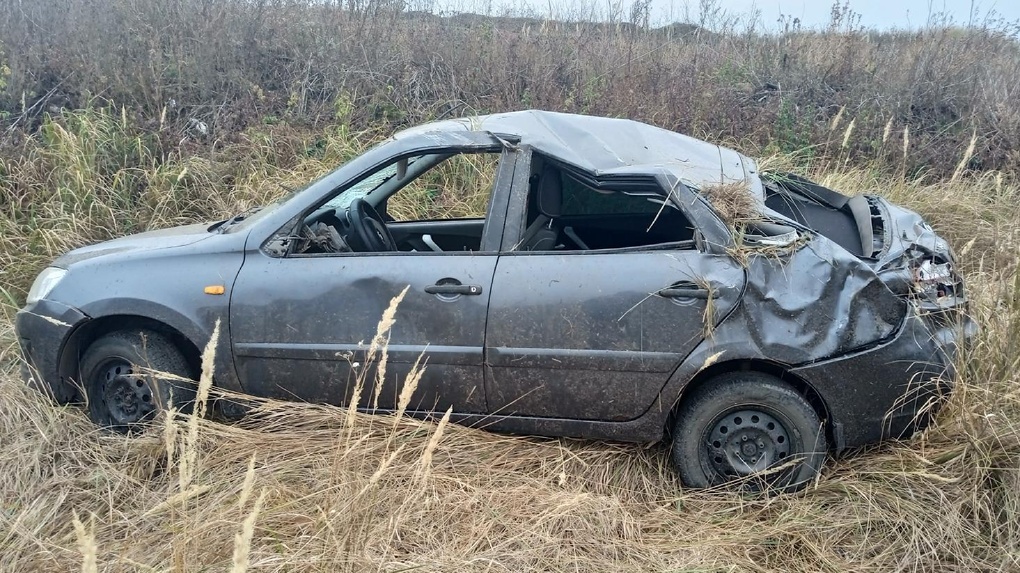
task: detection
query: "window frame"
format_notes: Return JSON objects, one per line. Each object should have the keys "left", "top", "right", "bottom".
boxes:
{"left": 501, "top": 150, "right": 703, "bottom": 254}
{"left": 268, "top": 145, "right": 518, "bottom": 258}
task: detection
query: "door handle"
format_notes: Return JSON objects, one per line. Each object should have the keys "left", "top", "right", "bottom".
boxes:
{"left": 658, "top": 282, "right": 713, "bottom": 299}
{"left": 425, "top": 283, "right": 483, "bottom": 296}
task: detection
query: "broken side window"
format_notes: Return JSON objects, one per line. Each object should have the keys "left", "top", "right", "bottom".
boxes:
{"left": 283, "top": 149, "right": 505, "bottom": 256}
{"left": 382, "top": 152, "right": 501, "bottom": 222}
{"left": 518, "top": 161, "right": 697, "bottom": 252}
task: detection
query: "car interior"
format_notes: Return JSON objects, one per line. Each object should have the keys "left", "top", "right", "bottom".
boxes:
{"left": 272, "top": 150, "right": 497, "bottom": 256}
{"left": 518, "top": 155, "right": 698, "bottom": 252}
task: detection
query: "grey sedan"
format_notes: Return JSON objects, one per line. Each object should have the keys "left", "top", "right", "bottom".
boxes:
{"left": 16, "top": 111, "right": 975, "bottom": 491}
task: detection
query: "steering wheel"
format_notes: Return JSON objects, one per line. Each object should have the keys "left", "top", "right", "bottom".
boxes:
{"left": 347, "top": 198, "right": 396, "bottom": 252}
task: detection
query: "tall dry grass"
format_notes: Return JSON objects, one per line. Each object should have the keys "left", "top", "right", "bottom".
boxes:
{"left": 1, "top": 0, "right": 1019, "bottom": 176}
{"left": 1, "top": 275, "right": 1019, "bottom": 571}
{"left": 0, "top": 109, "right": 1019, "bottom": 571}
{"left": 0, "top": 108, "right": 381, "bottom": 299}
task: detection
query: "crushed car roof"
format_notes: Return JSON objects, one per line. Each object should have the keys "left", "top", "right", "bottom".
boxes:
{"left": 394, "top": 110, "right": 757, "bottom": 192}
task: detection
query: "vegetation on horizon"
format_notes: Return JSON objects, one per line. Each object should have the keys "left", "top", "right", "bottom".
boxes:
{"left": 1, "top": 0, "right": 1020, "bottom": 176}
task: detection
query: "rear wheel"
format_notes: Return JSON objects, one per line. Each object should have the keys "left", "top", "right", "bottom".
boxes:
{"left": 80, "top": 330, "right": 195, "bottom": 431}
{"left": 672, "top": 372, "right": 827, "bottom": 492}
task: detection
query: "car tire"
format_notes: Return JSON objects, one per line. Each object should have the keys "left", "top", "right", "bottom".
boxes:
{"left": 672, "top": 372, "right": 827, "bottom": 492}
{"left": 80, "top": 330, "right": 196, "bottom": 431}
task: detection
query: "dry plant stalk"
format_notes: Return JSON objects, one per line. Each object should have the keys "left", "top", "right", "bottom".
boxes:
{"left": 368, "top": 285, "right": 409, "bottom": 410}
{"left": 841, "top": 118, "right": 856, "bottom": 149}
{"left": 393, "top": 353, "right": 426, "bottom": 426}
{"left": 162, "top": 402, "right": 178, "bottom": 471}
{"left": 144, "top": 484, "right": 213, "bottom": 516}
{"left": 356, "top": 444, "right": 407, "bottom": 498}
{"left": 694, "top": 277, "right": 717, "bottom": 339}
{"left": 829, "top": 106, "right": 845, "bottom": 132}
{"left": 951, "top": 130, "right": 978, "bottom": 182}
{"left": 416, "top": 406, "right": 453, "bottom": 482}
{"left": 231, "top": 488, "right": 267, "bottom": 573}
{"left": 180, "top": 319, "right": 220, "bottom": 492}
{"left": 238, "top": 453, "right": 257, "bottom": 510}
{"left": 72, "top": 511, "right": 98, "bottom": 573}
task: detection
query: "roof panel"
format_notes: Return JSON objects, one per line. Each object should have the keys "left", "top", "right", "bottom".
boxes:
{"left": 393, "top": 110, "right": 755, "bottom": 191}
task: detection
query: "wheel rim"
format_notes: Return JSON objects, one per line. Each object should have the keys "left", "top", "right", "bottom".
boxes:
{"left": 96, "top": 359, "right": 156, "bottom": 426}
{"left": 704, "top": 409, "right": 791, "bottom": 480}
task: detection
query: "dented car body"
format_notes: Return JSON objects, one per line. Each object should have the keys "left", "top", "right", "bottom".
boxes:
{"left": 16, "top": 111, "right": 976, "bottom": 490}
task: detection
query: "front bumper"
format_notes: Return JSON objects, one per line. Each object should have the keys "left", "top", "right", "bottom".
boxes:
{"left": 792, "top": 303, "right": 976, "bottom": 451}
{"left": 15, "top": 300, "right": 90, "bottom": 403}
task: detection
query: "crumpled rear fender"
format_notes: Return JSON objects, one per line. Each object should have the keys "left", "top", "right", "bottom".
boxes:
{"left": 650, "top": 234, "right": 917, "bottom": 445}
{"left": 720, "top": 237, "right": 907, "bottom": 364}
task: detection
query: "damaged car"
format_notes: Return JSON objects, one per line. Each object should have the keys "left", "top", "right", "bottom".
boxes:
{"left": 16, "top": 111, "right": 976, "bottom": 491}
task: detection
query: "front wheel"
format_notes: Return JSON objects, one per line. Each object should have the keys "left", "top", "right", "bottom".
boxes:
{"left": 80, "top": 330, "right": 196, "bottom": 431}
{"left": 672, "top": 372, "right": 827, "bottom": 492}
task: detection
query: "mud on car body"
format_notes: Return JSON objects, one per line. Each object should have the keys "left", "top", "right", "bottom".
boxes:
{"left": 16, "top": 111, "right": 976, "bottom": 492}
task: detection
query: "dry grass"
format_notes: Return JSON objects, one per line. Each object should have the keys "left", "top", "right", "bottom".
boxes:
{"left": 1, "top": 110, "right": 1020, "bottom": 571}
{"left": 3, "top": 0, "right": 1020, "bottom": 176}
{"left": 386, "top": 153, "right": 499, "bottom": 222}
{"left": 2, "top": 284, "right": 1019, "bottom": 571}
{"left": 0, "top": 109, "right": 381, "bottom": 298}
{"left": 698, "top": 182, "right": 761, "bottom": 226}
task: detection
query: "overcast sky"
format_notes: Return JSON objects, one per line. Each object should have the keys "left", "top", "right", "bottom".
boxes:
{"left": 673, "top": 0, "right": 1020, "bottom": 30}
{"left": 435, "top": 0, "right": 1020, "bottom": 30}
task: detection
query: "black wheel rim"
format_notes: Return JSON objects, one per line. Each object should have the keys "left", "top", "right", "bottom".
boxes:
{"left": 703, "top": 408, "right": 792, "bottom": 482}
{"left": 95, "top": 359, "right": 156, "bottom": 426}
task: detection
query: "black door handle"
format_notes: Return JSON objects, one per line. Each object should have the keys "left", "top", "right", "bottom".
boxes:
{"left": 658, "top": 281, "right": 713, "bottom": 299}
{"left": 425, "top": 284, "right": 483, "bottom": 296}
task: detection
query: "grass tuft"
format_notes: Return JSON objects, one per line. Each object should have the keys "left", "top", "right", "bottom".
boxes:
{"left": 698, "top": 181, "right": 761, "bottom": 225}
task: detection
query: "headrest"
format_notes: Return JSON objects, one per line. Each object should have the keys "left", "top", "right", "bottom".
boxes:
{"left": 535, "top": 165, "right": 562, "bottom": 218}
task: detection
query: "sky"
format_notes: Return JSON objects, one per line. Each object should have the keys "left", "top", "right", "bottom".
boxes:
{"left": 432, "top": 0, "right": 1020, "bottom": 31}
{"left": 672, "top": 0, "right": 1020, "bottom": 30}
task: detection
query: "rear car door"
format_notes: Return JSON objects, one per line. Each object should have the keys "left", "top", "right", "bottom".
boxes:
{"left": 484, "top": 160, "right": 745, "bottom": 421}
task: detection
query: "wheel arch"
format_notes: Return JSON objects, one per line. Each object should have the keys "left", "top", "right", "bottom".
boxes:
{"left": 58, "top": 314, "right": 203, "bottom": 400}
{"left": 665, "top": 358, "right": 837, "bottom": 451}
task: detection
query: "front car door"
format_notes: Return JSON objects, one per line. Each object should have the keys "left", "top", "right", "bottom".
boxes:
{"left": 229, "top": 136, "right": 517, "bottom": 413}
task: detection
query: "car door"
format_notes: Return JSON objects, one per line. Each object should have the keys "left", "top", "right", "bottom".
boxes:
{"left": 483, "top": 160, "right": 745, "bottom": 422}
{"left": 228, "top": 148, "right": 516, "bottom": 414}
